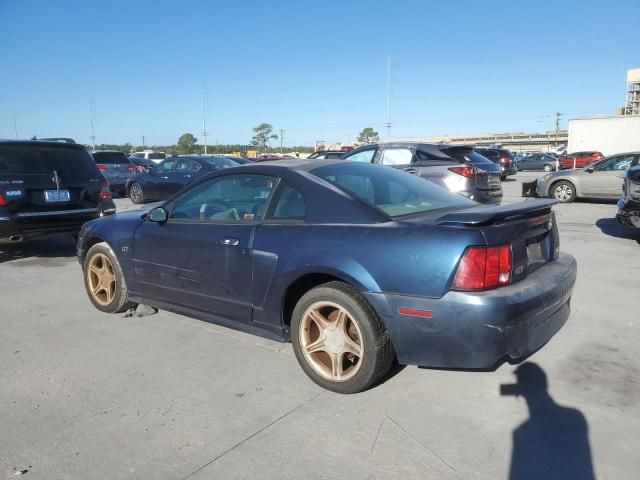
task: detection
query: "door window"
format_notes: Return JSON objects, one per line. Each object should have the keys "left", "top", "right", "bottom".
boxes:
{"left": 344, "top": 148, "right": 376, "bottom": 163}
{"left": 155, "top": 159, "right": 176, "bottom": 173}
{"left": 169, "top": 174, "right": 277, "bottom": 222}
{"left": 595, "top": 155, "right": 635, "bottom": 171}
{"left": 380, "top": 148, "right": 413, "bottom": 166}
{"left": 269, "top": 185, "right": 306, "bottom": 220}
{"left": 175, "top": 158, "right": 195, "bottom": 172}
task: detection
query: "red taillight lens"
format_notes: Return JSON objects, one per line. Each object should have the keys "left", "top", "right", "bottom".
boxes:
{"left": 0, "top": 194, "right": 5, "bottom": 206}
{"left": 128, "top": 164, "right": 136, "bottom": 171}
{"left": 134, "top": 165, "right": 145, "bottom": 173}
{"left": 99, "top": 181, "right": 112, "bottom": 200}
{"left": 96, "top": 164, "right": 107, "bottom": 170}
{"left": 449, "top": 166, "right": 476, "bottom": 178}
{"left": 499, "top": 156, "right": 512, "bottom": 165}
{"left": 452, "top": 245, "right": 512, "bottom": 291}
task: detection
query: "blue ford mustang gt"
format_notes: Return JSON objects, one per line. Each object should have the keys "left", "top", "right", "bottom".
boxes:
{"left": 77, "top": 160, "right": 577, "bottom": 393}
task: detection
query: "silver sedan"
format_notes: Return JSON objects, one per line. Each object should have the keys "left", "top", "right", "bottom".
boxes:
{"left": 536, "top": 153, "right": 640, "bottom": 202}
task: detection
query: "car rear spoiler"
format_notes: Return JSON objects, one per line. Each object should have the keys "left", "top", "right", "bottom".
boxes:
{"left": 437, "top": 199, "right": 557, "bottom": 226}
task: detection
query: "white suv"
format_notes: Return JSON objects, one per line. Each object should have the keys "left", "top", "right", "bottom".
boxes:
{"left": 130, "top": 150, "right": 166, "bottom": 164}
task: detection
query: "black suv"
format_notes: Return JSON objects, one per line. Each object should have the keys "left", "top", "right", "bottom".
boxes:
{"left": 474, "top": 147, "right": 517, "bottom": 180}
{"left": 341, "top": 142, "right": 503, "bottom": 203}
{"left": 0, "top": 140, "right": 116, "bottom": 243}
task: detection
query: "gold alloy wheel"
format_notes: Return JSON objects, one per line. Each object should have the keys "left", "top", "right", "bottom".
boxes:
{"left": 299, "top": 301, "right": 364, "bottom": 382}
{"left": 87, "top": 253, "right": 116, "bottom": 306}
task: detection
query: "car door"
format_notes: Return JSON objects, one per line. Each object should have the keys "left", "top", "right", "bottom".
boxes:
{"left": 580, "top": 155, "right": 634, "bottom": 197}
{"left": 131, "top": 173, "right": 278, "bottom": 323}
{"left": 165, "top": 157, "right": 195, "bottom": 192}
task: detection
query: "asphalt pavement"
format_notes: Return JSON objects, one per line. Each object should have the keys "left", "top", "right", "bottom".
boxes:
{"left": 1, "top": 171, "right": 639, "bottom": 479}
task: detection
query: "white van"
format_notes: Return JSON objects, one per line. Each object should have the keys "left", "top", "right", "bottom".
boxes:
{"left": 130, "top": 150, "right": 166, "bottom": 164}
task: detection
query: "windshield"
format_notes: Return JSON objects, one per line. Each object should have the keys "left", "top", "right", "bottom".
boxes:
{"left": 202, "top": 157, "right": 240, "bottom": 169}
{"left": 442, "top": 148, "right": 494, "bottom": 165}
{"left": 0, "top": 144, "right": 97, "bottom": 174}
{"left": 311, "top": 162, "right": 475, "bottom": 218}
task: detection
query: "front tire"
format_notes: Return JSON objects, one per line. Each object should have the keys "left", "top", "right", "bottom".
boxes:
{"left": 551, "top": 180, "right": 576, "bottom": 203}
{"left": 83, "top": 242, "right": 136, "bottom": 313}
{"left": 543, "top": 164, "right": 553, "bottom": 172}
{"left": 129, "top": 182, "right": 145, "bottom": 204}
{"left": 290, "top": 281, "right": 394, "bottom": 394}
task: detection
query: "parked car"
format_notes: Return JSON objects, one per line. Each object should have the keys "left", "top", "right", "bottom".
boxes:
{"left": 616, "top": 164, "right": 640, "bottom": 228}
{"left": 559, "top": 151, "right": 603, "bottom": 170}
{"left": 341, "top": 142, "right": 503, "bottom": 203}
{"left": 130, "top": 150, "right": 167, "bottom": 164}
{"left": 307, "top": 150, "right": 345, "bottom": 160}
{"left": 125, "top": 155, "right": 239, "bottom": 204}
{"left": 0, "top": 140, "right": 115, "bottom": 243}
{"left": 254, "top": 155, "right": 295, "bottom": 162}
{"left": 224, "top": 155, "right": 253, "bottom": 165}
{"left": 91, "top": 150, "right": 135, "bottom": 195}
{"left": 474, "top": 147, "right": 517, "bottom": 180}
{"left": 536, "top": 152, "right": 639, "bottom": 202}
{"left": 516, "top": 153, "right": 558, "bottom": 172}
{"left": 77, "top": 160, "right": 576, "bottom": 393}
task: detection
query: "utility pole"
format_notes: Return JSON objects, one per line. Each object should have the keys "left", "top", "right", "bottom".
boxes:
{"left": 554, "top": 112, "right": 564, "bottom": 144}
{"left": 141, "top": 135, "right": 146, "bottom": 148}
{"left": 385, "top": 54, "right": 392, "bottom": 140}
{"left": 12, "top": 112, "right": 18, "bottom": 139}
{"left": 201, "top": 83, "right": 208, "bottom": 155}
{"left": 89, "top": 101, "right": 96, "bottom": 150}
{"left": 279, "top": 129, "right": 284, "bottom": 154}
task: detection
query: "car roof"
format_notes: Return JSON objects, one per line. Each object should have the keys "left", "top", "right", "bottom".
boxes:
{"left": 0, "top": 140, "right": 84, "bottom": 150}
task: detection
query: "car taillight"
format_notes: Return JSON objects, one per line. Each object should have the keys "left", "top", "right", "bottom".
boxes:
{"left": 500, "top": 157, "right": 512, "bottom": 164}
{"left": 128, "top": 164, "right": 136, "bottom": 171}
{"left": 452, "top": 245, "right": 512, "bottom": 291}
{"left": 449, "top": 166, "right": 485, "bottom": 178}
{"left": 134, "top": 165, "right": 145, "bottom": 173}
{"left": 99, "top": 181, "right": 112, "bottom": 200}
{"left": 96, "top": 164, "right": 107, "bottom": 170}
{"left": 0, "top": 193, "right": 5, "bottom": 206}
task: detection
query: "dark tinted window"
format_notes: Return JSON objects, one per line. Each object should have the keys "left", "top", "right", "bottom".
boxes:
{"left": 442, "top": 148, "right": 493, "bottom": 165}
{"left": 175, "top": 158, "right": 194, "bottom": 171}
{"left": 271, "top": 185, "right": 306, "bottom": 220}
{"left": 155, "top": 159, "right": 176, "bottom": 173}
{"left": 311, "top": 162, "right": 475, "bottom": 218}
{"left": 148, "top": 152, "right": 166, "bottom": 160}
{"left": 92, "top": 152, "right": 131, "bottom": 164}
{"left": 0, "top": 145, "right": 96, "bottom": 174}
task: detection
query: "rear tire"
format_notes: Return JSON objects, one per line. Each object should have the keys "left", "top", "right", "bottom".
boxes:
{"left": 551, "top": 180, "right": 576, "bottom": 203}
{"left": 290, "top": 281, "right": 394, "bottom": 394}
{"left": 83, "top": 242, "right": 136, "bottom": 313}
{"left": 129, "top": 182, "right": 145, "bottom": 204}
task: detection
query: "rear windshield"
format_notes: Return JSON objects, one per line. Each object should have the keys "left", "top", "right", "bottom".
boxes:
{"left": 92, "top": 152, "right": 131, "bottom": 164}
{"left": 311, "top": 162, "right": 475, "bottom": 218}
{"left": 148, "top": 152, "right": 166, "bottom": 160}
{"left": 0, "top": 145, "right": 97, "bottom": 174}
{"left": 441, "top": 148, "right": 494, "bottom": 165}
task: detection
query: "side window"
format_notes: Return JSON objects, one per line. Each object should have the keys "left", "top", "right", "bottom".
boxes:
{"left": 169, "top": 174, "right": 277, "bottom": 222}
{"left": 175, "top": 158, "right": 194, "bottom": 171}
{"left": 155, "top": 160, "right": 175, "bottom": 173}
{"left": 380, "top": 148, "right": 413, "bottom": 166}
{"left": 610, "top": 155, "right": 634, "bottom": 171}
{"left": 344, "top": 148, "right": 376, "bottom": 163}
{"left": 270, "top": 185, "right": 306, "bottom": 220}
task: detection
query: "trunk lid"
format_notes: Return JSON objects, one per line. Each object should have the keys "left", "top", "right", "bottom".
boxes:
{"left": 434, "top": 199, "right": 560, "bottom": 284}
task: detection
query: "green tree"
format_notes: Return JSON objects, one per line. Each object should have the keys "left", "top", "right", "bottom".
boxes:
{"left": 176, "top": 133, "right": 198, "bottom": 154}
{"left": 357, "top": 127, "right": 379, "bottom": 143}
{"left": 251, "top": 123, "right": 278, "bottom": 153}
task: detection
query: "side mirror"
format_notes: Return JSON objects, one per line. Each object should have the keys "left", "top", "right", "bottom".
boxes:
{"left": 148, "top": 207, "right": 168, "bottom": 223}
{"left": 585, "top": 167, "right": 594, "bottom": 173}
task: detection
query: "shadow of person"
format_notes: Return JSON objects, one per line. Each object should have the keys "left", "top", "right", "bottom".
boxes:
{"left": 503, "top": 363, "right": 596, "bottom": 480}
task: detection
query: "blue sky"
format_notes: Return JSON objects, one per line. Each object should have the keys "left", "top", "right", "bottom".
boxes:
{"left": 1, "top": 0, "right": 638, "bottom": 146}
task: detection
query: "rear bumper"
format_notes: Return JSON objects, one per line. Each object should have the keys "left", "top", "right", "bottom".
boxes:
{"left": 462, "top": 189, "right": 503, "bottom": 204}
{"left": 364, "top": 253, "right": 577, "bottom": 368}
{"left": 0, "top": 201, "right": 115, "bottom": 241}
{"left": 616, "top": 197, "right": 640, "bottom": 228}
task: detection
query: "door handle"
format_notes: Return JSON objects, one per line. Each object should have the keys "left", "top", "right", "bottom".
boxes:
{"left": 220, "top": 237, "right": 240, "bottom": 246}
{"left": 404, "top": 167, "right": 418, "bottom": 174}
{"left": 161, "top": 176, "right": 168, "bottom": 179}
{"left": 184, "top": 174, "right": 191, "bottom": 178}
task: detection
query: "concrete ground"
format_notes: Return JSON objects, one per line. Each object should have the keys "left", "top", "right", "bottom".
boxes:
{"left": 1, "top": 172, "right": 639, "bottom": 479}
